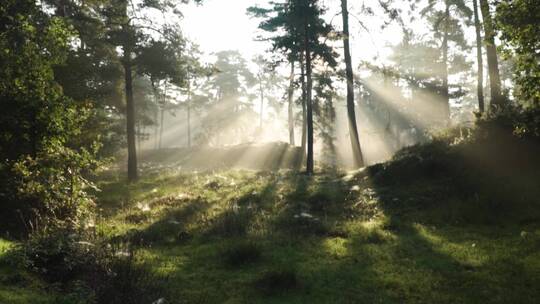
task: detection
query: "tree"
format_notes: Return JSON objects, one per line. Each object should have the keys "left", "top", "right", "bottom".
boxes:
{"left": 478, "top": 0, "right": 503, "bottom": 108}
{"left": 0, "top": 0, "right": 78, "bottom": 160}
{"left": 248, "top": 1, "right": 303, "bottom": 149}
{"left": 287, "top": 61, "right": 296, "bottom": 145}
{"left": 496, "top": 0, "right": 540, "bottom": 105}
{"left": 421, "top": 0, "right": 472, "bottom": 122}
{"left": 0, "top": 0, "right": 99, "bottom": 232}
{"left": 249, "top": 0, "right": 338, "bottom": 174}
{"left": 341, "top": 0, "right": 365, "bottom": 168}
{"left": 199, "top": 51, "right": 256, "bottom": 146}
{"left": 42, "top": 0, "right": 125, "bottom": 156}
{"left": 472, "top": 0, "right": 485, "bottom": 112}
{"left": 313, "top": 70, "right": 338, "bottom": 167}
{"left": 180, "top": 51, "right": 214, "bottom": 148}
{"left": 253, "top": 55, "right": 278, "bottom": 130}
{"left": 103, "top": 0, "right": 189, "bottom": 181}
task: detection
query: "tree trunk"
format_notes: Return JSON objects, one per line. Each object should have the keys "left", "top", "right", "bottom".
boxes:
{"left": 187, "top": 82, "right": 191, "bottom": 148}
{"left": 288, "top": 60, "right": 295, "bottom": 146}
{"left": 259, "top": 79, "right": 264, "bottom": 129}
{"left": 187, "top": 105, "right": 191, "bottom": 148}
{"left": 300, "top": 54, "right": 307, "bottom": 159}
{"left": 159, "top": 107, "right": 164, "bottom": 149}
{"left": 124, "top": 60, "right": 138, "bottom": 182}
{"left": 154, "top": 107, "right": 159, "bottom": 149}
{"left": 136, "top": 121, "right": 141, "bottom": 153}
{"left": 441, "top": 0, "right": 451, "bottom": 122}
{"left": 478, "top": 0, "right": 503, "bottom": 109}
{"left": 304, "top": 34, "right": 314, "bottom": 174}
{"left": 473, "top": 0, "right": 485, "bottom": 113}
{"left": 341, "top": 0, "right": 364, "bottom": 168}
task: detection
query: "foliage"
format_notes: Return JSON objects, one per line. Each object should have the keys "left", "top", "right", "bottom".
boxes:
{"left": 197, "top": 51, "right": 257, "bottom": 145}
{"left": 12, "top": 142, "right": 100, "bottom": 232}
{"left": 21, "top": 228, "right": 165, "bottom": 304}
{"left": 0, "top": 0, "right": 75, "bottom": 161}
{"left": 496, "top": 0, "right": 540, "bottom": 105}
{"left": 0, "top": 0, "right": 103, "bottom": 235}
{"left": 475, "top": 105, "right": 540, "bottom": 141}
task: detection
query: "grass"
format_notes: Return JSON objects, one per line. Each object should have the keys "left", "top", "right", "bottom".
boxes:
{"left": 89, "top": 163, "right": 540, "bottom": 303}
{"left": 0, "top": 239, "right": 64, "bottom": 304}
{"left": 2, "top": 148, "right": 540, "bottom": 303}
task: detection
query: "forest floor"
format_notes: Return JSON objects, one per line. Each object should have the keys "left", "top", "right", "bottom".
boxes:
{"left": 2, "top": 145, "right": 540, "bottom": 303}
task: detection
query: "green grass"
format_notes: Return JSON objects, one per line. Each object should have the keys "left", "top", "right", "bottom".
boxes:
{"left": 3, "top": 156, "right": 540, "bottom": 303}
{"left": 0, "top": 239, "right": 65, "bottom": 304}
{"left": 89, "top": 167, "right": 540, "bottom": 303}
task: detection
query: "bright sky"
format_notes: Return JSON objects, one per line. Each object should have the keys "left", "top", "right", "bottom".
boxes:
{"left": 179, "top": 0, "right": 405, "bottom": 68}
{"left": 180, "top": 0, "right": 271, "bottom": 61}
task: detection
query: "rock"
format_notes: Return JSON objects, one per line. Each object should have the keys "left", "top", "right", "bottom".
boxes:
{"left": 152, "top": 298, "right": 168, "bottom": 304}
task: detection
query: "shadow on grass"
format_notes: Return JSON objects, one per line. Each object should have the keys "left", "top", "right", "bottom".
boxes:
{"left": 99, "top": 161, "right": 540, "bottom": 303}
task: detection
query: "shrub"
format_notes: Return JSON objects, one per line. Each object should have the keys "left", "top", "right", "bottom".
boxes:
{"left": 21, "top": 228, "right": 101, "bottom": 284}
{"left": 21, "top": 227, "right": 166, "bottom": 304}
{"left": 11, "top": 142, "right": 100, "bottom": 233}
{"left": 475, "top": 105, "right": 540, "bottom": 142}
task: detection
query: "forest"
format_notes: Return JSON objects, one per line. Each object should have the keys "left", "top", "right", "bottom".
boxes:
{"left": 0, "top": 0, "right": 539, "bottom": 303}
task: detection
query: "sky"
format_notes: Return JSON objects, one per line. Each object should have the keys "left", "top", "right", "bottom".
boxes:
{"left": 180, "top": 0, "right": 271, "bottom": 62}
{"left": 157, "top": 0, "right": 482, "bottom": 153}
{"left": 179, "top": 0, "right": 405, "bottom": 68}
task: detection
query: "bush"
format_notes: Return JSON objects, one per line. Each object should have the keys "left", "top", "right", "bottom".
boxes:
{"left": 22, "top": 228, "right": 101, "bottom": 284}
{"left": 21, "top": 227, "right": 166, "bottom": 304}
{"left": 475, "top": 105, "right": 540, "bottom": 142}
{"left": 9, "top": 142, "right": 100, "bottom": 234}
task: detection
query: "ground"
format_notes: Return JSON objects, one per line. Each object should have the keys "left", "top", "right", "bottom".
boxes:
{"left": 1, "top": 158, "right": 540, "bottom": 303}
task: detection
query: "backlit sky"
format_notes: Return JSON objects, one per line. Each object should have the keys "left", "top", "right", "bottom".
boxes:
{"left": 179, "top": 0, "right": 406, "bottom": 67}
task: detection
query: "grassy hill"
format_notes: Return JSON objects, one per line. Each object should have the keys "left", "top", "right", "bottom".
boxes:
{"left": 2, "top": 128, "right": 540, "bottom": 303}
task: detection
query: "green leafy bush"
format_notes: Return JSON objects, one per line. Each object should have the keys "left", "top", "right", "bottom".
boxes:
{"left": 475, "top": 105, "right": 540, "bottom": 142}
{"left": 21, "top": 228, "right": 165, "bottom": 304}
{"left": 12, "top": 142, "right": 100, "bottom": 232}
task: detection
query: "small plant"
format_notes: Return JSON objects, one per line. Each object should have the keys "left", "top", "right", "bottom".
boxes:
{"left": 22, "top": 228, "right": 101, "bottom": 284}
{"left": 222, "top": 241, "right": 262, "bottom": 266}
